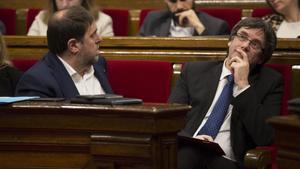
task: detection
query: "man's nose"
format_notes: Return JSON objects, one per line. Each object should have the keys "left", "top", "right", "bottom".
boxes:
{"left": 241, "top": 41, "right": 250, "bottom": 51}
{"left": 176, "top": 1, "right": 185, "bottom": 10}
{"left": 96, "top": 35, "right": 102, "bottom": 44}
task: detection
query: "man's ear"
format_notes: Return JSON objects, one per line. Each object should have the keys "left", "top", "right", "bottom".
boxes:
{"left": 67, "top": 38, "right": 80, "bottom": 55}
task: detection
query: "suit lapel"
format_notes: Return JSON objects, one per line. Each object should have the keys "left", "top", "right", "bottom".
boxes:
{"left": 159, "top": 17, "right": 172, "bottom": 36}
{"left": 189, "top": 63, "right": 223, "bottom": 134}
{"left": 93, "top": 64, "right": 113, "bottom": 94}
{"left": 44, "top": 53, "right": 79, "bottom": 98}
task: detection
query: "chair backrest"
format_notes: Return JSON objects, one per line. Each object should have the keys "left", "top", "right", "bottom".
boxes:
{"left": 265, "top": 64, "right": 291, "bottom": 115}
{"left": 26, "top": 8, "right": 41, "bottom": 32}
{"left": 199, "top": 8, "right": 242, "bottom": 31}
{"left": 107, "top": 60, "right": 173, "bottom": 103}
{"left": 102, "top": 9, "right": 129, "bottom": 36}
{"left": 12, "top": 59, "right": 38, "bottom": 72}
{"left": 0, "top": 8, "right": 16, "bottom": 35}
{"left": 252, "top": 8, "right": 273, "bottom": 17}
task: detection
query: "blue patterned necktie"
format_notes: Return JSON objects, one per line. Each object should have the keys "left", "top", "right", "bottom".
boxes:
{"left": 197, "top": 75, "right": 234, "bottom": 139}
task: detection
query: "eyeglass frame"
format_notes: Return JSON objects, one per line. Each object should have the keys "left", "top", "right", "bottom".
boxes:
{"left": 234, "top": 32, "right": 265, "bottom": 52}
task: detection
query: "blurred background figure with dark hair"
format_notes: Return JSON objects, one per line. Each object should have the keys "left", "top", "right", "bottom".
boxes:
{"left": 28, "top": 0, "right": 114, "bottom": 37}
{"left": 139, "top": 0, "right": 229, "bottom": 37}
{"left": 263, "top": 0, "right": 300, "bottom": 38}
{"left": 0, "top": 33, "right": 22, "bottom": 96}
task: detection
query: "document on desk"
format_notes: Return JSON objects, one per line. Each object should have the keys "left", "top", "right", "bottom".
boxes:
{"left": 0, "top": 96, "right": 40, "bottom": 105}
{"left": 178, "top": 133, "right": 225, "bottom": 156}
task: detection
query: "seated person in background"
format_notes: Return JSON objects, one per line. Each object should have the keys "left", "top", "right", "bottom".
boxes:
{"left": 28, "top": 0, "right": 114, "bottom": 37}
{"left": 0, "top": 20, "right": 6, "bottom": 34}
{"left": 16, "top": 6, "right": 113, "bottom": 98}
{"left": 139, "top": 0, "right": 229, "bottom": 37}
{"left": 169, "top": 17, "right": 283, "bottom": 169}
{"left": 0, "top": 33, "right": 22, "bottom": 96}
{"left": 263, "top": 0, "right": 300, "bottom": 38}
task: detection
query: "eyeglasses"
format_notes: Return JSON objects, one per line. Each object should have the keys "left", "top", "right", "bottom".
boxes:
{"left": 235, "top": 33, "right": 264, "bottom": 51}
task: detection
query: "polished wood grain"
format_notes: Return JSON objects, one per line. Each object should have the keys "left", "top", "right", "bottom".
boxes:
{"left": 0, "top": 101, "right": 190, "bottom": 169}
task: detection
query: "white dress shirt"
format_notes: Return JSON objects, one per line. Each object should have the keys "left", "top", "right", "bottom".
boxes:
{"left": 169, "top": 20, "right": 194, "bottom": 37}
{"left": 193, "top": 62, "right": 250, "bottom": 161}
{"left": 58, "top": 56, "right": 105, "bottom": 95}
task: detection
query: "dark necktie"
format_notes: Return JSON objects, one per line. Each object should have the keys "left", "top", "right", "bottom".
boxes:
{"left": 197, "top": 75, "right": 234, "bottom": 139}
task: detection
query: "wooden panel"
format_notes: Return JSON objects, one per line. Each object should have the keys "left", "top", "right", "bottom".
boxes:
{"left": 0, "top": 102, "right": 190, "bottom": 169}
{"left": 4, "top": 36, "right": 300, "bottom": 64}
{"left": 268, "top": 115, "right": 300, "bottom": 169}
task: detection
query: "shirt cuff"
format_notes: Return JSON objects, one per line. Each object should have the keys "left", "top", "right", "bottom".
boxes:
{"left": 233, "top": 85, "right": 250, "bottom": 97}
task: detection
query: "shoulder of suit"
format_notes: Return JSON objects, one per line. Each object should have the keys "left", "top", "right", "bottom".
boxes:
{"left": 147, "top": 10, "right": 171, "bottom": 19}
{"left": 184, "top": 61, "right": 222, "bottom": 72}
{"left": 197, "top": 11, "right": 227, "bottom": 24}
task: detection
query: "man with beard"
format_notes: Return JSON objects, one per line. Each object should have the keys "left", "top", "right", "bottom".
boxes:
{"left": 139, "top": 0, "right": 229, "bottom": 37}
{"left": 169, "top": 17, "right": 283, "bottom": 169}
{"left": 16, "top": 6, "right": 113, "bottom": 98}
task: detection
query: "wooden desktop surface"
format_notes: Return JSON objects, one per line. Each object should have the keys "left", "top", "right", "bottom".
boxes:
{"left": 0, "top": 101, "right": 190, "bottom": 169}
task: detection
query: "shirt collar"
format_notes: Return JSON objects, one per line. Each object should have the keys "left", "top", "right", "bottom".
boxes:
{"left": 57, "top": 55, "right": 94, "bottom": 78}
{"left": 220, "top": 61, "right": 232, "bottom": 81}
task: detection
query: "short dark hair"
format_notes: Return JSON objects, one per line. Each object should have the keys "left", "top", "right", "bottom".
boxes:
{"left": 229, "top": 17, "right": 277, "bottom": 65}
{"left": 47, "top": 6, "right": 94, "bottom": 55}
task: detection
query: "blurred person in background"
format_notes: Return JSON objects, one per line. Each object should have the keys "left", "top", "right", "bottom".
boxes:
{"left": 139, "top": 0, "right": 229, "bottom": 37}
{"left": 0, "top": 33, "right": 22, "bottom": 96}
{"left": 28, "top": 0, "right": 114, "bottom": 36}
{"left": 263, "top": 0, "right": 300, "bottom": 38}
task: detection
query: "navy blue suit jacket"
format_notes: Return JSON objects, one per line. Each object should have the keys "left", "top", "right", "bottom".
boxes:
{"left": 15, "top": 52, "right": 113, "bottom": 98}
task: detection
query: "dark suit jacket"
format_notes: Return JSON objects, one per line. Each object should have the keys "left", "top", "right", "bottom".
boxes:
{"left": 15, "top": 52, "right": 113, "bottom": 98}
{"left": 0, "top": 20, "right": 6, "bottom": 34}
{"left": 169, "top": 61, "right": 283, "bottom": 163}
{"left": 139, "top": 10, "right": 229, "bottom": 36}
{"left": 0, "top": 65, "right": 22, "bottom": 96}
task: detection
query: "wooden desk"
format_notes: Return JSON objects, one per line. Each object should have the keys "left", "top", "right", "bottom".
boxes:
{"left": 268, "top": 115, "right": 300, "bottom": 169}
{"left": 0, "top": 101, "right": 190, "bottom": 169}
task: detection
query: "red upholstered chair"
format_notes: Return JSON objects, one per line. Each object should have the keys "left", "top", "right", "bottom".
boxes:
{"left": 107, "top": 60, "right": 173, "bottom": 103}
{"left": 0, "top": 8, "right": 16, "bottom": 35}
{"left": 11, "top": 59, "right": 38, "bottom": 72}
{"left": 102, "top": 9, "right": 129, "bottom": 36}
{"left": 26, "top": 8, "right": 41, "bottom": 32}
{"left": 252, "top": 8, "right": 273, "bottom": 18}
{"left": 198, "top": 8, "right": 242, "bottom": 31}
{"left": 245, "top": 64, "right": 291, "bottom": 169}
